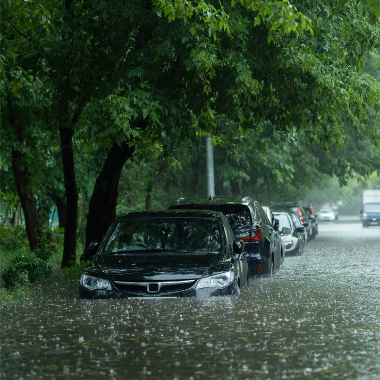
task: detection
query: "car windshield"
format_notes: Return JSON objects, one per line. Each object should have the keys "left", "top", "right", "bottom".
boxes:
{"left": 274, "top": 214, "right": 291, "bottom": 230}
{"left": 171, "top": 204, "right": 252, "bottom": 227}
{"left": 363, "top": 203, "right": 380, "bottom": 213}
{"left": 289, "top": 212, "right": 301, "bottom": 226}
{"left": 321, "top": 208, "right": 333, "bottom": 213}
{"left": 104, "top": 218, "right": 221, "bottom": 253}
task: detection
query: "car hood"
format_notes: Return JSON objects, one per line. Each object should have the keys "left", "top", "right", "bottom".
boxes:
{"left": 90, "top": 252, "right": 228, "bottom": 281}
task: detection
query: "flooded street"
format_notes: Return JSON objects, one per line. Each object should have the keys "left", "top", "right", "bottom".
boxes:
{"left": 1, "top": 218, "right": 380, "bottom": 379}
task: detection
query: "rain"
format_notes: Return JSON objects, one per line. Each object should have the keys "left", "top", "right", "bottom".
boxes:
{"left": 1, "top": 218, "right": 380, "bottom": 379}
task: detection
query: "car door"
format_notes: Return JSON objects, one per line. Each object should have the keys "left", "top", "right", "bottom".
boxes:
{"left": 253, "top": 202, "right": 273, "bottom": 263}
{"left": 221, "top": 215, "right": 248, "bottom": 289}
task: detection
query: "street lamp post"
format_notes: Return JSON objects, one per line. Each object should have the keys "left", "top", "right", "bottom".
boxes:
{"left": 206, "top": 137, "right": 215, "bottom": 197}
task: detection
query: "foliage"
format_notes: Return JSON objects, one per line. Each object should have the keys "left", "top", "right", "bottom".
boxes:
{"left": 0, "top": 224, "right": 29, "bottom": 253}
{"left": 1, "top": 0, "right": 380, "bottom": 268}
{"left": 61, "top": 260, "right": 92, "bottom": 280}
{"left": 1, "top": 251, "right": 51, "bottom": 288}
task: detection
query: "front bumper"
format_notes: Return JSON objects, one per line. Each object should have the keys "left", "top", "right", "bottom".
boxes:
{"left": 79, "top": 283, "right": 236, "bottom": 299}
{"left": 363, "top": 218, "right": 380, "bottom": 226}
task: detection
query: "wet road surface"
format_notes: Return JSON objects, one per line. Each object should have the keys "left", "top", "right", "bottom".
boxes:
{"left": 1, "top": 218, "right": 380, "bottom": 379}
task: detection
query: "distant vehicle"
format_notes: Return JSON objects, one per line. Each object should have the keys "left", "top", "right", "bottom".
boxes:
{"left": 273, "top": 212, "right": 305, "bottom": 256}
{"left": 169, "top": 197, "right": 282, "bottom": 276}
{"left": 79, "top": 210, "right": 248, "bottom": 298}
{"left": 361, "top": 190, "right": 380, "bottom": 228}
{"left": 318, "top": 208, "right": 335, "bottom": 222}
{"left": 304, "top": 204, "right": 318, "bottom": 239}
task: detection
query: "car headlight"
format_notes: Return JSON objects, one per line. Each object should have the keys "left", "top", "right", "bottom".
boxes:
{"left": 80, "top": 274, "right": 112, "bottom": 291}
{"left": 196, "top": 271, "right": 234, "bottom": 289}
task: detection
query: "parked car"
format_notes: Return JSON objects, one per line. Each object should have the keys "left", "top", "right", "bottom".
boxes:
{"left": 304, "top": 204, "right": 318, "bottom": 239}
{"left": 273, "top": 211, "right": 305, "bottom": 256}
{"left": 262, "top": 206, "right": 285, "bottom": 264}
{"left": 79, "top": 210, "right": 248, "bottom": 298}
{"left": 169, "top": 197, "right": 281, "bottom": 276}
{"left": 318, "top": 207, "right": 335, "bottom": 222}
{"left": 271, "top": 202, "right": 311, "bottom": 242}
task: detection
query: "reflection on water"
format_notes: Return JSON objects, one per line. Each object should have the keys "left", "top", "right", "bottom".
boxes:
{"left": 1, "top": 222, "right": 380, "bottom": 379}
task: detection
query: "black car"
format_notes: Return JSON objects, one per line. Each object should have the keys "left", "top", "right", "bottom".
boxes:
{"left": 79, "top": 210, "right": 248, "bottom": 298}
{"left": 273, "top": 211, "right": 305, "bottom": 256}
{"left": 169, "top": 197, "right": 281, "bottom": 276}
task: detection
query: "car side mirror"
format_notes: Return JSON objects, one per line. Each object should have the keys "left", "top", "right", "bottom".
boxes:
{"left": 273, "top": 219, "right": 280, "bottom": 231}
{"left": 233, "top": 239, "right": 244, "bottom": 255}
{"left": 281, "top": 227, "right": 291, "bottom": 235}
{"left": 88, "top": 241, "right": 99, "bottom": 257}
{"left": 295, "top": 225, "right": 305, "bottom": 233}
{"left": 309, "top": 214, "right": 316, "bottom": 221}
{"left": 303, "top": 222, "right": 309, "bottom": 228}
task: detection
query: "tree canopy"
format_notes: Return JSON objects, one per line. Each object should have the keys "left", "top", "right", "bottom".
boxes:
{"left": 1, "top": 0, "right": 380, "bottom": 267}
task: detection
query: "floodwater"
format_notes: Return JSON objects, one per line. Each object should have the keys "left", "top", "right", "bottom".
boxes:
{"left": 1, "top": 218, "right": 380, "bottom": 379}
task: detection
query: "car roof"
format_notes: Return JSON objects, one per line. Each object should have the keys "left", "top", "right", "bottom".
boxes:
{"left": 119, "top": 209, "right": 224, "bottom": 220}
{"left": 271, "top": 202, "right": 302, "bottom": 208}
{"left": 170, "top": 196, "right": 256, "bottom": 206}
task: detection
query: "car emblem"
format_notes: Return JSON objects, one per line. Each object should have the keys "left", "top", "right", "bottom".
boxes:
{"left": 147, "top": 282, "right": 161, "bottom": 293}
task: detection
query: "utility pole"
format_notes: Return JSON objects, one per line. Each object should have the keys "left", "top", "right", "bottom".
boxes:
{"left": 206, "top": 137, "right": 215, "bottom": 197}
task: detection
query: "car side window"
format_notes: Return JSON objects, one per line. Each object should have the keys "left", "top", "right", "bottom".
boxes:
{"left": 256, "top": 203, "right": 271, "bottom": 226}
{"left": 248, "top": 203, "right": 257, "bottom": 224}
{"left": 221, "top": 215, "right": 235, "bottom": 251}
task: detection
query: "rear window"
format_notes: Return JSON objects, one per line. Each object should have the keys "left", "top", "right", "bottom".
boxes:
{"left": 171, "top": 204, "right": 252, "bottom": 228}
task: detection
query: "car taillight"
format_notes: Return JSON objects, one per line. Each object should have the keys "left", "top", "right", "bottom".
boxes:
{"left": 235, "top": 229, "right": 263, "bottom": 242}
{"left": 297, "top": 207, "right": 304, "bottom": 222}
{"left": 309, "top": 206, "right": 315, "bottom": 215}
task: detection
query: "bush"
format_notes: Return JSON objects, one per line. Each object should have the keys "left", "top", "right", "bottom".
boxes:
{"left": 0, "top": 224, "right": 29, "bottom": 252}
{"left": 1, "top": 251, "right": 51, "bottom": 288}
{"left": 61, "top": 259, "right": 92, "bottom": 280}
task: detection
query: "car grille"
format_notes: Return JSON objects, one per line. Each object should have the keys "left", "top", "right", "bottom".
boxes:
{"left": 112, "top": 280, "right": 196, "bottom": 294}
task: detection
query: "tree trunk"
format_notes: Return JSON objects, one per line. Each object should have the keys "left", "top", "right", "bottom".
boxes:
{"left": 55, "top": 195, "right": 67, "bottom": 228}
{"left": 82, "top": 141, "right": 135, "bottom": 261}
{"left": 59, "top": 124, "right": 78, "bottom": 268}
{"left": 9, "top": 97, "right": 43, "bottom": 250}
{"left": 11, "top": 148, "right": 43, "bottom": 250}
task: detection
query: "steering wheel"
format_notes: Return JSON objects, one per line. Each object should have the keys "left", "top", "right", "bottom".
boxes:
{"left": 133, "top": 241, "right": 150, "bottom": 249}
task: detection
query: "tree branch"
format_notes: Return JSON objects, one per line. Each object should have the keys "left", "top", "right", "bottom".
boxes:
{"left": 1, "top": 13, "right": 29, "bottom": 39}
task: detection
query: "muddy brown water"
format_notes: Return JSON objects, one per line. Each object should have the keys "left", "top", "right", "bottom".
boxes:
{"left": 1, "top": 218, "right": 380, "bottom": 379}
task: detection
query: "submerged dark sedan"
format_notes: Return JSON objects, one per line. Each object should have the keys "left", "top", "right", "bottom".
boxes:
{"left": 80, "top": 210, "right": 248, "bottom": 298}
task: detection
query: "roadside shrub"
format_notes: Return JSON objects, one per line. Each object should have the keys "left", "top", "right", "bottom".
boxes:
{"left": 0, "top": 224, "right": 28, "bottom": 252}
{"left": 62, "top": 259, "right": 92, "bottom": 280}
{"left": 1, "top": 251, "right": 51, "bottom": 288}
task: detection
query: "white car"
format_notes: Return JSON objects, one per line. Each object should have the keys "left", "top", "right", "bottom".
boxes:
{"left": 318, "top": 208, "right": 335, "bottom": 221}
